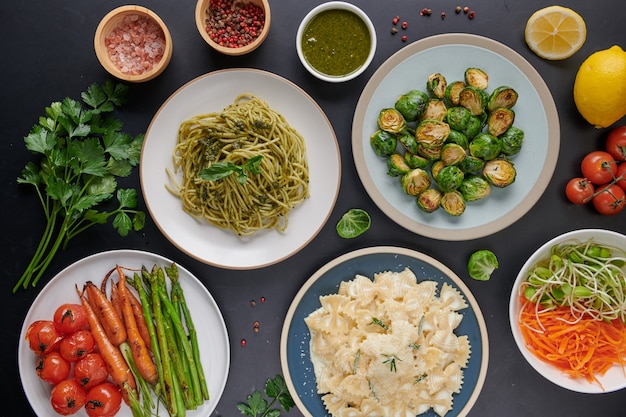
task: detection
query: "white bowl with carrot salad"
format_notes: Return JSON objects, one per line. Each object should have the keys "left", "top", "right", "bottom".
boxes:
{"left": 509, "top": 228, "right": 626, "bottom": 393}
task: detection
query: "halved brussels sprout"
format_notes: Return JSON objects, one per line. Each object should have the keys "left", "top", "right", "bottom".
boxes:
{"left": 459, "top": 86, "right": 486, "bottom": 116}
{"left": 401, "top": 168, "right": 431, "bottom": 196}
{"left": 464, "top": 67, "right": 489, "bottom": 90}
{"left": 441, "top": 190, "right": 466, "bottom": 216}
{"left": 377, "top": 108, "right": 406, "bottom": 133}
{"left": 387, "top": 153, "right": 412, "bottom": 176}
{"left": 427, "top": 73, "right": 447, "bottom": 99}
{"left": 420, "top": 99, "right": 447, "bottom": 122}
{"left": 415, "top": 119, "right": 450, "bottom": 149}
{"left": 417, "top": 143, "right": 442, "bottom": 160}
{"left": 469, "top": 132, "right": 502, "bottom": 161}
{"left": 445, "top": 106, "right": 472, "bottom": 131}
{"left": 416, "top": 188, "right": 442, "bottom": 213}
{"left": 444, "top": 81, "right": 466, "bottom": 106}
{"left": 445, "top": 129, "right": 469, "bottom": 148}
{"left": 370, "top": 129, "right": 398, "bottom": 157}
{"left": 500, "top": 126, "right": 524, "bottom": 156}
{"left": 459, "top": 155, "right": 485, "bottom": 174}
{"left": 436, "top": 165, "right": 464, "bottom": 193}
{"left": 487, "top": 108, "right": 515, "bottom": 137}
{"left": 395, "top": 89, "right": 430, "bottom": 122}
{"left": 487, "top": 86, "right": 518, "bottom": 112}
{"left": 431, "top": 160, "right": 446, "bottom": 180}
{"left": 459, "top": 175, "right": 491, "bottom": 202}
{"left": 398, "top": 130, "right": 419, "bottom": 154}
{"left": 441, "top": 143, "right": 466, "bottom": 166}
{"left": 405, "top": 152, "right": 430, "bottom": 169}
{"left": 483, "top": 158, "right": 516, "bottom": 187}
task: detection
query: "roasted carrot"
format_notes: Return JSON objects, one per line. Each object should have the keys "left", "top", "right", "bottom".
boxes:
{"left": 519, "top": 296, "right": 626, "bottom": 389}
{"left": 85, "top": 281, "right": 127, "bottom": 346}
{"left": 76, "top": 285, "right": 137, "bottom": 404}
{"left": 116, "top": 265, "right": 158, "bottom": 385}
{"left": 109, "top": 280, "right": 126, "bottom": 330}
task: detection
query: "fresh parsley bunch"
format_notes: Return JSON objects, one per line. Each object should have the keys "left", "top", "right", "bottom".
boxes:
{"left": 237, "top": 375, "right": 295, "bottom": 417}
{"left": 13, "top": 80, "right": 145, "bottom": 292}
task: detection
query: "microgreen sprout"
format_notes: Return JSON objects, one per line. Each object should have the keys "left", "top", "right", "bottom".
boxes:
{"left": 382, "top": 354, "right": 401, "bottom": 372}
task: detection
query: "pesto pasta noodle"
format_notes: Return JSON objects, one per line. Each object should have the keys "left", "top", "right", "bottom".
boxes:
{"left": 166, "top": 93, "right": 309, "bottom": 236}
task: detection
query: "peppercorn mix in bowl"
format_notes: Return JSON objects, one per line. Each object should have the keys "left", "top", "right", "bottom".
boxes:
{"left": 196, "top": 0, "right": 270, "bottom": 56}
{"left": 94, "top": 5, "right": 172, "bottom": 83}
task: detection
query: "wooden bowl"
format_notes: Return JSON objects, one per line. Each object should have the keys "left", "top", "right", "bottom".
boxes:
{"left": 94, "top": 5, "right": 172, "bottom": 82}
{"left": 195, "top": 0, "right": 270, "bottom": 56}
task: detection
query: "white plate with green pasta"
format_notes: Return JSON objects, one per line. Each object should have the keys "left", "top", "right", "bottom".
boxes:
{"left": 141, "top": 69, "right": 341, "bottom": 269}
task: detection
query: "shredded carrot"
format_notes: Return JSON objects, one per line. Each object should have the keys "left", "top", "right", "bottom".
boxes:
{"left": 518, "top": 295, "right": 626, "bottom": 390}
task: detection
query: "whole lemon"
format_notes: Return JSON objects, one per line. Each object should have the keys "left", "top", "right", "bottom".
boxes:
{"left": 573, "top": 45, "right": 626, "bottom": 128}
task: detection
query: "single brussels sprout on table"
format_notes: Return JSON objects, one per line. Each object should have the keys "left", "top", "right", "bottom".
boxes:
{"left": 459, "top": 175, "right": 491, "bottom": 202}
{"left": 387, "top": 153, "right": 412, "bottom": 177}
{"left": 441, "top": 190, "right": 466, "bottom": 216}
{"left": 415, "top": 119, "right": 450, "bottom": 149}
{"left": 464, "top": 67, "right": 489, "bottom": 90}
{"left": 378, "top": 108, "right": 406, "bottom": 133}
{"left": 370, "top": 129, "right": 398, "bottom": 157}
{"left": 445, "top": 106, "right": 472, "bottom": 131}
{"left": 500, "top": 126, "right": 524, "bottom": 156}
{"left": 459, "top": 86, "right": 487, "bottom": 116}
{"left": 395, "top": 89, "right": 430, "bottom": 122}
{"left": 444, "top": 80, "right": 466, "bottom": 106}
{"left": 487, "top": 107, "right": 515, "bottom": 137}
{"left": 401, "top": 168, "right": 431, "bottom": 196}
{"left": 440, "top": 143, "right": 466, "bottom": 166}
{"left": 467, "top": 249, "right": 498, "bottom": 281}
{"left": 482, "top": 158, "right": 516, "bottom": 187}
{"left": 436, "top": 165, "right": 465, "bottom": 193}
{"left": 469, "top": 132, "right": 502, "bottom": 161}
{"left": 427, "top": 73, "right": 447, "bottom": 99}
{"left": 420, "top": 99, "right": 447, "bottom": 122}
{"left": 416, "top": 188, "right": 442, "bottom": 213}
{"left": 487, "top": 86, "right": 518, "bottom": 112}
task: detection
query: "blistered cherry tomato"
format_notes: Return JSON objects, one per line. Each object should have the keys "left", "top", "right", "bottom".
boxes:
{"left": 605, "top": 125, "right": 626, "bottom": 161}
{"left": 53, "top": 303, "right": 88, "bottom": 335}
{"left": 36, "top": 351, "right": 71, "bottom": 385}
{"left": 565, "top": 177, "right": 595, "bottom": 204}
{"left": 74, "top": 353, "right": 109, "bottom": 391}
{"left": 50, "top": 379, "right": 86, "bottom": 415}
{"left": 84, "top": 382, "right": 123, "bottom": 417}
{"left": 59, "top": 329, "right": 95, "bottom": 362}
{"left": 592, "top": 183, "right": 626, "bottom": 215}
{"left": 581, "top": 151, "right": 618, "bottom": 185}
{"left": 25, "top": 320, "right": 63, "bottom": 355}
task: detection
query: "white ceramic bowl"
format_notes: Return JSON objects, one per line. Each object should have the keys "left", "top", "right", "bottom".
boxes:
{"left": 509, "top": 228, "right": 626, "bottom": 393}
{"left": 296, "top": 1, "right": 376, "bottom": 82}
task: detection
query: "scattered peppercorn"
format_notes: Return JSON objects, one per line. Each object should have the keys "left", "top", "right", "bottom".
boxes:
{"left": 250, "top": 299, "right": 256, "bottom": 307}
{"left": 420, "top": 8, "right": 432, "bottom": 16}
{"left": 240, "top": 339, "right": 247, "bottom": 346}
{"left": 455, "top": 6, "right": 462, "bottom": 14}
{"left": 391, "top": 27, "right": 398, "bottom": 34}
{"left": 260, "top": 296, "right": 266, "bottom": 303}
{"left": 402, "top": 35, "right": 408, "bottom": 42}
{"left": 464, "top": 6, "right": 469, "bottom": 14}
{"left": 441, "top": 12, "right": 446, "bottom": 19}
{"left": 468, "top": 10, "right": 475, "bottom": 19}
{"left": 392, "top": 16, "right": 399, "bottom": 25}
{"left": 401, "top": 21, "right": 408, "bottom": 29}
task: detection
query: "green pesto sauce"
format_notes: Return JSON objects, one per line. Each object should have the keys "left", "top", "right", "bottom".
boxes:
{"left": 301, "top": 9, "right": 371, "bottom": 77}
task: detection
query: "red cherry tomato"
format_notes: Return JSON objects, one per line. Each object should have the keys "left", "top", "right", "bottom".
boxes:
{"left": 25, "top": 320, "right": 63, "bottom": 356}
{"left": 84, "top": 382, "right": 123, "bottom": 417}
{"left": 53, "top": 303, "right": 88, "bottom": 335}
{"left": 565, "top": 177, "right": 595, "bottom": 204}
{"left": 616, "top": 162, "right": 626, "bottom": 192}
{"left": 50, "top": 379, "right": 86, "bottom": 416}
{"left": 605, "top": 125, "right": 626, "bottom": 161}
{"left": 592, "top": 183, "right": 626, "bottom": 215}
{"left": 59, "top": 329, "right": 95, "bottom": 362}
{"left": 581, "top": 151, "right": 618, "bottom": 185}
{"left": 74, "top": 353, "right": 109, "bottom": 391}
{"left": 36, "top": 351, "right": 71, "bottom": 385}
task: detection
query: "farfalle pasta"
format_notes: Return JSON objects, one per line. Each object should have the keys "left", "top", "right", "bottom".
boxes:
{"left": 305, "top": 267, "right": 471, "bottom": 417}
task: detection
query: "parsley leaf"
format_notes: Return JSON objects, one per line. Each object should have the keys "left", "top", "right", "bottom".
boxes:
{"left": 200, "top": 155, "right": 264, "bottom": 185}
{"left": 237, "top": 375, "right": 294, "bottom": 417}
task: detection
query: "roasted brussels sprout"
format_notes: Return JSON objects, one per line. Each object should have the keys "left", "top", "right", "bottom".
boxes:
{"left": 469, "top": 132, "right": 502, "bottom": 161}
{"left": 445, "top": 106, "right": 472, "bottom": 131}
{"left": 401, "top": 168, "right": 431, "bottom": 196}
{"left": 405, "top": 152, "right": 430, "bottom": 169}
{"left": 377, "top": 108, "right": 406, "bottom": 133}
{"left": 420, "top": 99, "right": 448, "bottom": 122}
{"left": 464, "top": 67, "right": 489, "bottom": 90}
{"left": 427, "top": 73, "right": 447, "bottom": 99}
{"left": 370, "top": 129, "right": 398, "bottom": 157}
{"left": 441, "top": 190, "right": 466, "bottom": 216}
{"left": 436, "top": 165, "right": 465, "bottom": 193}
{"left": 463, "top": 115, "right": 484, "bottom": 139}
{"left": 444, "top": 81, "right": 466, "bottom": 106}
{"left": 445, "top": 129, "right": 469, "bottom": 148}
{"left": 483, "top": 159, "right": 516, "bottom": 187}
{"left": 417, "top": 143, "right": 442, "bottom": 160}
{"left": 398, "top": 130, "right": 419, "bottom": 154}
{"left": 441, "top": 143, "right": 466, "bottom": 166}
{"left": 387, "top": 153, "right": 412, "bottom": 177}
{"left": 487, "top": 86, "right": 518, "bottom": 112}
{"left": 459, "top": 175, "right": 491, "bottom": 202}
{"left": 415, "top": 119, "right": 450, "bottom": 149}
{"left": 395, "top": 89, "right": 430, "bottom": 122}
{"left": 459, "top": 86, "right": 486, "bottom": 116}
{"left": 487, "top": 108, "right": 515, "bottom": 137}
{"left": 459, "top": 155, "right": 485, "bottom": 174}
{"left": 431, "top": 160, "right": 446, "bottom": 180}
{"left": 500, "top": 126, "right": 524, "bottom": 156}
{"left": 416, "top": 188, "right": 442, "bottom": 213}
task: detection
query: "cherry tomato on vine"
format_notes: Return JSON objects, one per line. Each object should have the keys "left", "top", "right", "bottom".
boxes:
{"left": 84, "top": 382, "right": 122, "bottom": 417}
{"left": 581, "top": 151, "right": 618, "bottom": 185}
{"left": 50, "top": 379, "right": 86, "bottom": 416}
{"left": 36, "top": 351, "right": 71, "bottom": 385}
{"left": 592, "top": 183, "right": 626, "bottom": 215}
{"left": 53, "top": 303, "right": 88, "bottom": 335}
{"left": 605, "top": 126, "right": 626, "bottom": 161}
{"left": 59, "top": 329, "right": 95, "bottom": 362}
{"left": 74, "top": 353, "right": 109, "bottom": 391}
{"left": 616, "top": 162, "right": 626, "bottom": 192}
{"left": 565, "top": 177, "right": 595, "bottom": 204}
{"left": 25, "top": 320, "right": 63, "bottom": 355}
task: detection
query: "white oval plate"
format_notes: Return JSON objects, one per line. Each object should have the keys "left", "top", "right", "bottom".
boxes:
{"left": 18, "top": 249, "right": 230, "bottom": 416}
{"left": 141, "top": 69, "right": 341, "bottom": 269}
{"left": 352, "top": 33, "right": 559, "bottom": 240}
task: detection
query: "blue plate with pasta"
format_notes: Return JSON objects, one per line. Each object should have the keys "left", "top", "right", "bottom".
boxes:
{"left": 280, "top": 246, "right": 489, "bottom": 417}
{"left": 141, "top": 69, "right": 341, "bottom": 269}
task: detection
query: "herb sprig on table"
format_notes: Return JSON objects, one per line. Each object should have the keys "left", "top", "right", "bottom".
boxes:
{"left": 237, "top": 374, "right": 295, "bottom": 417}
{"left": 13, "top": 80, "right": 145, "bottom": 293}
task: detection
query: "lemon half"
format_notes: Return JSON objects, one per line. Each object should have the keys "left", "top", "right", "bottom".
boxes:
{"left": 525, "top": 5, "right": 586, "bottom": 60}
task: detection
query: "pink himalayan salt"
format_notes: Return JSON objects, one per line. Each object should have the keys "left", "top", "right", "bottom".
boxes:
{"left": 105, "top": 14, "right": 166, "bottom": 75}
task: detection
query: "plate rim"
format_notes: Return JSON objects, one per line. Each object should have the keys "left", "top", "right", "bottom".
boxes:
{"left": 280, "top": 245, "right": 490, "bottom": 417}
{"left": 17, "top": 248, "right": 231, "bottom": 416}
{"left": 140, "top": 68, "right": 341, "bottom": 269}
{"left": 352, "top": 33, "right": 560, "bottom": 241}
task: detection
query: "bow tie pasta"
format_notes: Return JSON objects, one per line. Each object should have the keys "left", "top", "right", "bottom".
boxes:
{"left": 305, "top": 267, "right": 471, "bottom": 417}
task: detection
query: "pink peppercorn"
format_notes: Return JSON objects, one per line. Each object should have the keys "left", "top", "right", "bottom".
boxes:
{"left": 205, "top": 0, "right": 265, "bottom": 48}
{"left": 468, "top": 10, "right": 475, "bottom": 19}
{"left": 402, "top": 35, "right": 408, "bottom": 42}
